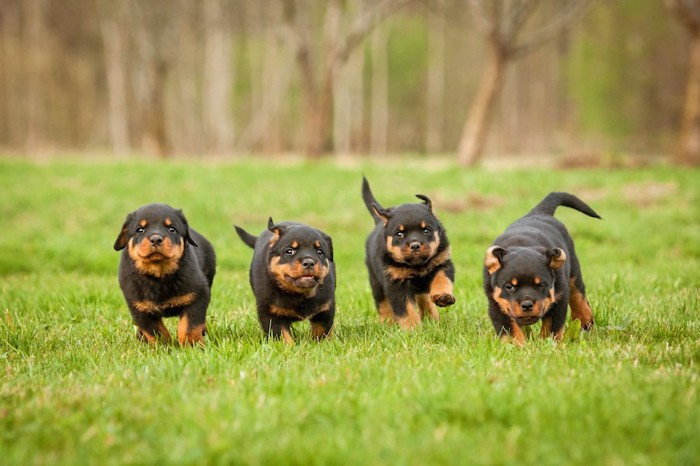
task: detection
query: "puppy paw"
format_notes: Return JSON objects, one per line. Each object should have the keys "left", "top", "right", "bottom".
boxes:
{"left": 431, "top": 293, "right": 455, "bottom": 307}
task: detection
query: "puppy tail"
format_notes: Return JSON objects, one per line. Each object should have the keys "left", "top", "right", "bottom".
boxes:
{"left": 528, "top": 192, "right": 602, "bottom": 219}
{"left": 234, "top": 225, "right": 258, "bottom": 249}
{"left": 362, "top": 176, "right": 384, "bottom": 225}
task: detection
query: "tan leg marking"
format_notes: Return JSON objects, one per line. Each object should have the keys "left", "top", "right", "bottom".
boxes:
{"left": 395, "top": 300, "right": 421, "bottom": 330}
{"left": 177, "top": 314, "right": 206, "bottom": 346}
{"left": 429, "top": 271, "right": 455, "bottom": 307}
{"left": 569, "top": 278, "right": 594, "bottom": 330}
{"left": 378, "top": 299, "right": 393, "bottom": 323}
{"left": 416, "top": 293, "right": 440, "bottom": 321}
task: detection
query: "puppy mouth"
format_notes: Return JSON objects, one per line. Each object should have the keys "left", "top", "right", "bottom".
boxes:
{"left": 514, "top": 316, "right": 541, "bottom": 326}
{"left": 140, "top": 251, "right": 169, "bottom": 261}
{"left": 285, "top": 274, "right": 319, "bottom": 289}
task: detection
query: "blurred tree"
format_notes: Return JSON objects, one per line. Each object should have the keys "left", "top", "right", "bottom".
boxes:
{"left": 457, "top": 0, "right": 592, "bottom": 166}
{"left": 666, "top": 0, "right": 700, "bottom": 165}
{"left": 97, "top": 0, "right": 129, "bottom": 157}
{"left": 281, "top": 0, "right": 414, "bottom": 158}
{"left": 203, "top": 0, "right": 235, "bottom": 155}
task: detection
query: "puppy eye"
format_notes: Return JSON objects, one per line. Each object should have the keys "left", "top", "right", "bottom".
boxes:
{"left": 317, "top": 249, "right": 324, "bottom": 256}
{"left": 395, "top": 231, "right": 405, "bottom": 238}
{"left": 285, "top": 248, "right": 296, "bottom": 255}
{"left": 504, "top": 284, "right": 515, "bottom": 291}
{"left": 136, "top": 227, "right": 145, "bottom": 234}
{"left": 423, "top": 227, "right": 432, "bottom": 235}
{"left": 168, "top": 226, "right": 177, "bottom": 233}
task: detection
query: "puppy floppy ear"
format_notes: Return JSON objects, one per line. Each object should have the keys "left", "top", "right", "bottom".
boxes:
{"left": 267, "top": 217, "right": 286, "bottom": 237}
{"left": 547, "top": 248, "right": 567, "bottom": 270}
{"left": 113, "top": 213, "right": 133, "bottom": 251}
{"left": 415, "top": 194, "right": 433, "bottom": 212}
{"left": 484, "top": 246, "right": 506, "bottom": 275}
{"left": 321, "top": 232, "right": 334, "bottom": 262}
{"left": 176, "top": 209, "right": 198, "bottom": 247}
{"left": 371, "top": 203, "right": 391, "bottom": 226}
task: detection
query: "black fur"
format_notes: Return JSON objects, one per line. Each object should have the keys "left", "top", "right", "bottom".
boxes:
{"left": 483, "top": 192, "right": 600, "bottom": 343}
{"left": 234, "top": 218, "right": 336, "bottom": 343}
{"left": 362, "top": 176, "right": 455, "bottom": 328}
{"left": 114, "top": 203, "right": 216, "bottom": 345}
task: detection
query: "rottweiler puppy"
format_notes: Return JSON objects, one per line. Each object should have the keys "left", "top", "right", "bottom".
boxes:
{"left": 483, "top": 192, "right": 600, "bottom": 344}
{"left": 362, "top": 176, "right": 455, "bottom": 329}
{"left": 114, "top": 203, "right": 216, "bottom": 346}
{"left": 234, "top": 218, "right": 335, "bottom": 344}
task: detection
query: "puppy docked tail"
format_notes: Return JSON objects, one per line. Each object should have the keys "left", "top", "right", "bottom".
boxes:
{"left": 234, "top": 225, "right": 258, "bottom": 249}
{"left": 527, "top": 192, "right": 602, "bottom": 220}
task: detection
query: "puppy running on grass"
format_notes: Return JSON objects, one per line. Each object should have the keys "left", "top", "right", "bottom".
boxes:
{"left": 235, "top": 218, "right": 335, "bottom": 344}
{"left": 362, "top": 177, "right": 455, "bottom": 329}
{"left": 114, "top": 203, "right": 216, "bottom": 346}
{"left": 483, "top": 192, "right": 600, "bottom": 344}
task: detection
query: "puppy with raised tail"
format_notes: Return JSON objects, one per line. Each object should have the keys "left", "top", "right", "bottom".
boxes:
{"left": 235, "top": 218, "right": 335, "bottom": 344}
{"left": 483, "top": 192, "right": 600, "bottom": 344}
{"left": 362, "top": 177, "right": 455, "bottom": 329}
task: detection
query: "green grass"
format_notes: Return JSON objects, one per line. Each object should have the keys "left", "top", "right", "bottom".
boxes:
{"left": 0, "top": 157, "right": 698, "bottom": 465}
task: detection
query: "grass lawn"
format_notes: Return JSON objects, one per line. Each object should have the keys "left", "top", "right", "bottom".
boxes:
{"left": 0, "top": 157, "right": 698, "bottom": 465}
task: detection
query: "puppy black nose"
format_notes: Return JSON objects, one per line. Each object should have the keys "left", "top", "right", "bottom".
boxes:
{"left": 301, "top": 257, "right": 316, "bottom": 269}
{"left": 410, "top": 241, "right": 421, "bottom": 251}
{"left": 150, "top": 234, "right": 163, "bottom": 246}
{"left": 521, "top": 300, "right": 534, "bottom": 312}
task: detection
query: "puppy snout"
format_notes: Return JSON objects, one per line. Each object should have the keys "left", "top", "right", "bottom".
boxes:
{"left": 520, "top": 300, "right": 534, "bottom": 312}
{"left": 409, "top": 241, "right": 421, "bottom": 251}
{"left": 301, "top": 257, "right": 316, "bottom": 269}
{"left": 149, "top": 234, "right": 164, "bottom": 246}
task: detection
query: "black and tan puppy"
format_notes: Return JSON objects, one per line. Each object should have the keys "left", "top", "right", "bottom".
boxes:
{"left": 362, "top": 177, "right": 455, "bottom": 329}
{"left": 483, "top": 192, "right": 600, "bottom": 344}
{"left": 114, "top": 203, "right": 216, "bottom": 346}
{"left": 234, "top": 218, "right": 335, "bottom": 344}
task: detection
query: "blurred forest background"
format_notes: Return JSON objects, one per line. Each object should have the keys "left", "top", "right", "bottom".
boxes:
{"left": 0, "top": 0, "right": 698, "bottom": 166}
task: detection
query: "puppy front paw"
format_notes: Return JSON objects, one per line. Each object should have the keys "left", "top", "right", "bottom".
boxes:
{"left": 431, "top": 293, "right": 455, "bottom": 307}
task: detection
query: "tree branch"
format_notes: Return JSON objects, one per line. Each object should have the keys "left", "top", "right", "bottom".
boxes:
{"left": 510, "top": 0, "right": 593, "bottom": 60}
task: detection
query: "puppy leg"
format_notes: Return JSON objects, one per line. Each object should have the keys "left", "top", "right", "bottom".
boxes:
{"left": 377, "top": 299, "right": 394, "bottom": 323}
{"left": 177, "top": 297, "right": 209, "bottom": 346}
{"left": 132, "top": 313, "right": 171, "bottom": 345}
{"left": 416, "top": 294, "right": 439, "bottom": 321}
{"left": 259, "top": 312, "right": 295, "bottom": 344}
{"left": 541, "top": 299, "right": 568, "bottom": 341}
{"left": 507, "top": 319, "right": 526, "bottom": 346}
{"left": 177, "top": 312, "right": 207, "bottom": 346}
{"left": 310, "top": 305, "right": 335, "bottom": 340}
{"left": 569, "top": 276, "right": 594, "bottom": 330}
{"left": 429, "top": 270, "right": 455, "bottom": 308}
{"left": 488, "top": 299, "right": 524, "bottom": 344}
{"left": 388, "top": 292, "right": 421, "bottom": 330}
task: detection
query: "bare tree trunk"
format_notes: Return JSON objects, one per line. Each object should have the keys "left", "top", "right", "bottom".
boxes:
{"left": 0, "top": 2, "right": 21, "bottom": 146}
{"left": 99, "top": 15, "right": 130, "bottom": 156}
{"left": 457, "top": 45, "right": 507, "bottom": 166}
{"left": 203, "top": 0, "right": 234, "bottom": 155}
{"left": 370, "top": 25, "right": 389, "bottom": 155}
{"left": 677, "top": 31, "right": 700, "bottom": 165}
{"left": 426, "top": 7, "right": 445, "bottom": 154}
{"left": 141, "top": 61, "right": 169, "bottom": 158}
{"left": 334, "top": 39, "right": 364, "bottom": 155}
{"left": 24, "top": 0, "right": 45, "bottom": 154}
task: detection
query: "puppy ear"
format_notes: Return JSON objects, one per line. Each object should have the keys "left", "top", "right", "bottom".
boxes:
{"left": 484, "top": 246, "right": 506, "bottom": 274}
{"left": 415, "top": 194, "right": 433, "bottom": 212}
{"left": 321, "top": 232, "right": 334, "bottom": 262}
{"left": 547, "top": 248, "right": 567, "bottom": 270}
{"left": 113, "top": 213, "right": 133, "bottom": 251}
{"left": 176, "top": 209, "right": 198, "bottom": 247}
{"left": 371, "top": 203, "right": 391, "bottom": 226}
{"left": 267, "top": 217, "right": 286, "bottom": 237}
